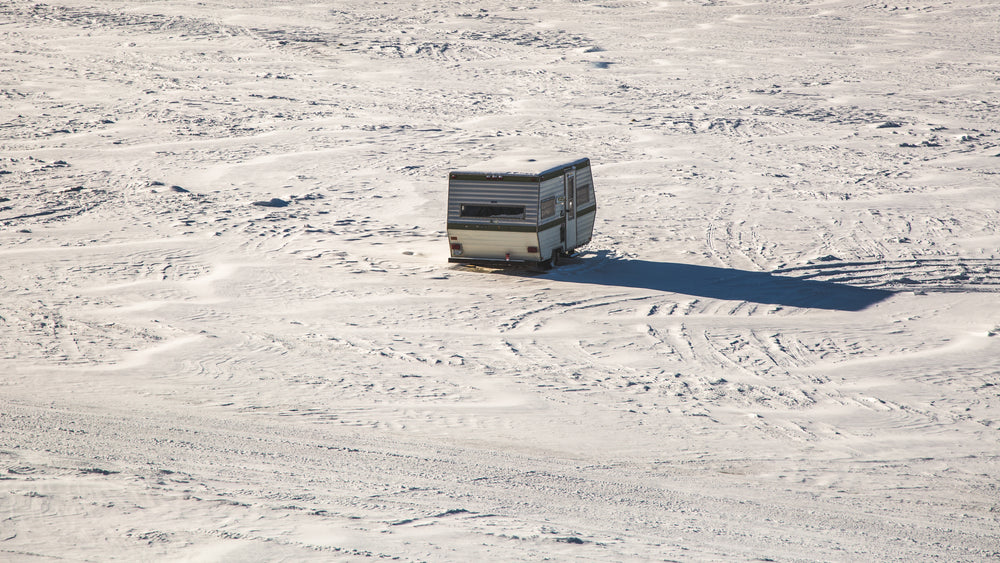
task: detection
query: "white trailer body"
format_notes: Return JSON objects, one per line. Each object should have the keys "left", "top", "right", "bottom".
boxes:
{"left": 447, "top": 157, "right": 596, "bottom": 267}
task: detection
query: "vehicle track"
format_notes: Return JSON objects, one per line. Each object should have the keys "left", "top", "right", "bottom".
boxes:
{"left": 776, "top": 257, "right": 1000, "bottom": 293}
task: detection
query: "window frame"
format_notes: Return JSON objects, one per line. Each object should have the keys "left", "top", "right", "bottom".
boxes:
{"left": 459, "top": 203, "right": 526, "bottom": 220}
{"left": 539, "top": 197, "right": 556, "bottom": 220}
{"left": 575, "top": 182, "right": 590, "bottom": 205}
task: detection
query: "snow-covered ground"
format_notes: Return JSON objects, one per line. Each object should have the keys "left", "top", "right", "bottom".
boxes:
{"left": 2, "top": 0, "right": 999, "bottom": 560}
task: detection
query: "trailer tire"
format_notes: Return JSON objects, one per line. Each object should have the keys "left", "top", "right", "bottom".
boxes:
{"left": 550, "top": 251, "right": 560, "bottom": 268}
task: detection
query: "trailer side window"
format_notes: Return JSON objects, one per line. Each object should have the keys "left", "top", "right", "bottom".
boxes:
{"left": 460, "top": 204, "right": 525, "bottom": 219}
{"left": 540, "top": 197, "right": 556, "bottom": 220}
{"left": 575, "top": 182, "right": 590, "bottom": 205}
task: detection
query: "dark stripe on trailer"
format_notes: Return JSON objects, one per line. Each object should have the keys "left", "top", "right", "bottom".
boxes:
{"left": 447, "top": 215, "right": 586, "bottom": 234}
{"left": 447, "top": 222, "right": 539, "bottom": 233}
{"left": 538, "top": 218, "right": 562, "bottom": 233}
{"left": 537, "top": 159, "right": 590, "bottom": 182}
{"left": 448, "top": 173, "right": 539, "bottom": 183}
{"left": 449, "top": 158, "right": 591, "bottom": 184}
{"left": 577, "top": 204, "right": 597, "bottom": 218}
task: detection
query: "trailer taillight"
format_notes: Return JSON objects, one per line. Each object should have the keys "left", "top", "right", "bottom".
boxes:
{"left": 450, "top": 242, "right": 462, "bottom": 256}
{"left": 527, "top": 246, "right": 538, "bottom": 253}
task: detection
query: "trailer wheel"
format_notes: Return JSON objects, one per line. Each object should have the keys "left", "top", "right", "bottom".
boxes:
{"left": 550, "top": 251, "right": 560, "bottom": 268}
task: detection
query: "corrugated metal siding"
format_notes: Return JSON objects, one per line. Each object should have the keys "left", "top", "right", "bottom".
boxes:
{"left": 447, "top": 179, "right": 539, "bottom": 226}
{"left": 575, "top": 208, "right": 596, "bottom": 246}
{"left": 575, "top": 165, "right": 594, "bottom": 203}
{"left": 539, "top": 222, "right": 562, "bottom": 258}
{"left": 539, "top": 176, "right": 563, "bottom": 202}
{"left": 575, "top": 164, "right": 595, "bottom": 247}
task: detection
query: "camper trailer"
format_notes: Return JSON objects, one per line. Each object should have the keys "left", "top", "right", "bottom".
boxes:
{"left": 447, "top": 157, "right": 596, "bottom": 268}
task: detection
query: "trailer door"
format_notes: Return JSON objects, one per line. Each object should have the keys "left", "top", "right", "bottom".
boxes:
{"left": 564, "top": 169, "right": 577, "bottom": 248}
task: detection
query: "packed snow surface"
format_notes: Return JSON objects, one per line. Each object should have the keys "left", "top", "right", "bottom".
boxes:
{"left": 2, "top": 0, "right": 999, "bottom": 560}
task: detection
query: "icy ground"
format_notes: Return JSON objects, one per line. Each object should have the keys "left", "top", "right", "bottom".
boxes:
{"left": 2, "top": 0, "right": 999, "bottom": 560}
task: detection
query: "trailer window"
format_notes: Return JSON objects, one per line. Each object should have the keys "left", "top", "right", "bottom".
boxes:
{"left": 540, "top": 197, "right": 556, "bottom": 220}
{"left": 460, "top": 204, "right": 525, "bottom": 219}
{"left": 576, "top": 183, "right": 590, "bottom": 205}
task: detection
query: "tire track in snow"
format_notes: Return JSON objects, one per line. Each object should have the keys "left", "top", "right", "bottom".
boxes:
{"left": 776, "top": 257, "right": 1000, "bottom": 293}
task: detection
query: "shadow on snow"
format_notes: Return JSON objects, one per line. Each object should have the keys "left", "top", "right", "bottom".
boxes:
{"left": 546, "top": 254, "right": 894, "bottom": 312}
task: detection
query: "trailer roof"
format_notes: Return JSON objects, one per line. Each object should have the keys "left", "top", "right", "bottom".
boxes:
{"left": 450, "top": 156, "right": 590, "bottom": 180}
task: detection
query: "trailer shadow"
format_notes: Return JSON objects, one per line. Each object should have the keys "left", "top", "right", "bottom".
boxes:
{"left": 547, "top": 255, "right": 895, "bottom": 312}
